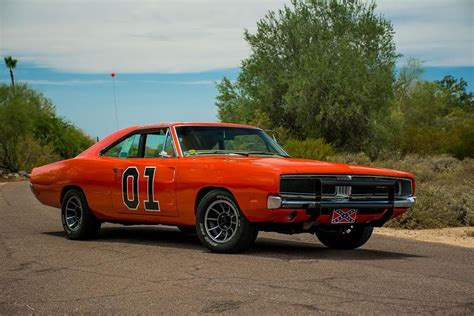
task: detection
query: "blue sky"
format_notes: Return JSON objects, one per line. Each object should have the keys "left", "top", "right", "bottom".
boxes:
{"left": 1, "top": 0, "right": 473, "bottom": 139}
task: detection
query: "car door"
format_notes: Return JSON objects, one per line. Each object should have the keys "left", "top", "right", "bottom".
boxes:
{"left": 102, "top": 128, "right": 179, "bottom": 217}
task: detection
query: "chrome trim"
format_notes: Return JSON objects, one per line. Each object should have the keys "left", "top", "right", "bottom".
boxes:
{"left": 281, "top": 174, "right": 412, "bottom": 182}
{"left": 99, "top": 126, "right": 179, "bottom": 159}
{"left": 160, "top": 128, "right": 179, "bottom": 158}
{"left": 279, "top": 196, "right": 416, "bottom": 209}
{"left": 162, "top": 129, "right": 170, "bottom": 154}
{"left": 394, "top": 197, "right": 417, "bottom": 208}
{"left": 336, "top": 175, "right": 352, "bottom": 181}
{"left": 173, "top": 125, "right": 289, "bottom": 158}
{"left": 171, "top": 125, "right": 183, "bottom": 158}
{"left": 335, "top": 185, "right": 352, "bottom": 198}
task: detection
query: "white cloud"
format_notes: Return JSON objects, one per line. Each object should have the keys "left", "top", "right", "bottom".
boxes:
{"left": 0, "top": 0, "right": 286, "bottom": 73}
{"left": 376, "top": 0, "right": 473, "bottom": 66}
{"left": 21, "top": 79, "right": 110, "bottom": 86}
{"left": 0, "top": 0, "right": 472, "bottom": 73}
{"left": 142, "top": 79, "right": 215, "bottom": 85}
{"left": 3, "top": 79, "right": 216, "bottom": 86}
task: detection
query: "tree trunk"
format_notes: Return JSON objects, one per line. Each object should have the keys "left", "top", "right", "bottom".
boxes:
{"left": 9, "top": 68, "right": 15, "bottom": 87}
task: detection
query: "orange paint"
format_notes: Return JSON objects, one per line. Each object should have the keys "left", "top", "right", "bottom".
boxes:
{"left": 30, "top": 122, "right": 415, "bottom": 226}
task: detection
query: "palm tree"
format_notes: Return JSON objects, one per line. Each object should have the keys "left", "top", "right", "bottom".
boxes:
{"left": 4, "top": 56, "right": 18, "bottom": 86}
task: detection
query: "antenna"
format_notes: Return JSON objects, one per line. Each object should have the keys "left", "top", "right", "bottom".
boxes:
{"left": 111, "top": 72, "right": 119, "bottom": 130}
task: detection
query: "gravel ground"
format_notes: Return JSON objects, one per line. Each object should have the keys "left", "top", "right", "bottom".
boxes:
{"left": 375, "top": 227, "right": 474, "bottom": 249}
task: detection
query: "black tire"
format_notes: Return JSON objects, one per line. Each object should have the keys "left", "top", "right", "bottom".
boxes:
{"left": 61, "top": 189, "right": 101, "bottom": 240}
{"left": 196, "top": 190, "right": 257, "bottom": 253}
{"left": 315, "top": 226, "right": 373, "bottom": 250}
{"left": 177, "top": 225, "right": 197, "bottom": 234}
{"left": 250, "top": 229, "right": 259, "bottom": 245}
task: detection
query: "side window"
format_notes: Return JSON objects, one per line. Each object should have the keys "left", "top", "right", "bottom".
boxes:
{"left": 144, "top": 129, "right": 177, "bottom": 158}
{"left": 103, "top": 134, "right": 140, "bottom": 158}
{"left": 163, "top": 132, "right": 177, "bottom": 158}
{"left": 144, "top": 132, "right": 166, "bottom": 158}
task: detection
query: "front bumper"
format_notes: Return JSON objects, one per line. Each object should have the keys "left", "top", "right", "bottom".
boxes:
{"left": 267, "top": 196, "right": 415, "bottom": 227}
{"left": 267, "top": 176, "right": 416, "bottom": 227}
{"left": 268, "top": 196, "right": 416, "bottom": 209}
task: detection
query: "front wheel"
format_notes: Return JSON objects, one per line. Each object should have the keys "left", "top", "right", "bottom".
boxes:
{"left": 315, "top": 226, "right": 373, "bottom": 250}
{"left": 196, "top": 190, "right": 257, "bottom": 253}
{"left": 61, "top": 189, "right": 101, "bottom": 240}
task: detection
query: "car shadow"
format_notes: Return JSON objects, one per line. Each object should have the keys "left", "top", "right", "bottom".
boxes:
{"left": 249, "top": 237, "right": 421, "bottom": 261}
{"left": 43, "top": 226, "right": 422, "bottom": 261}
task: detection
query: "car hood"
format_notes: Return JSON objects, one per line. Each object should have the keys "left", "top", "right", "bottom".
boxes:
{"left": 197, "top": 156, "right": 414, "bottom": 180}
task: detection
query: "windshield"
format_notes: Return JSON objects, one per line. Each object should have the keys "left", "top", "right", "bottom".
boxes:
{"left": 175, "top": 126, "right": 289, "bottom": 157}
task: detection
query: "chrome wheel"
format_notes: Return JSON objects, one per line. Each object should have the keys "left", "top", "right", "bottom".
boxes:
{"left": 204, "top": 200, "right": 239, "bottom": 243}
{"left": 64, "top": 196, "right": 82, "bottom": 231}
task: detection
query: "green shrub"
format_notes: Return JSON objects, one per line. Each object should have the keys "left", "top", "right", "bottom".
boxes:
{"left": 448, "top": 128, "right": 474, "bottom": 159}
{"left": 16, "top": 136, "right": 60, "bottom": 172}
{"left": 0, "top": 84, "right": 93, "bottom": 172}
{"left": 284, "top": 138, "right": 335, "bottom": 160}
{"left": 368, "top": 155, "right": 473, "bottom": 228}
{"left": 331, "top": 152, "right": 372, "bottom": 165}
{"left": 389, "top": 183, "right": 471, "bottom": 229}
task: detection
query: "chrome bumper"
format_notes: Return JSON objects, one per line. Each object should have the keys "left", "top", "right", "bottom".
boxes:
{"left": 268, "top": 196, "right": 416, "bottom": 209}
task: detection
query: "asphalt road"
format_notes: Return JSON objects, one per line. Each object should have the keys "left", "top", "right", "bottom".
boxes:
{"left": 1, "top": 181, "right": 473, "bottom": 314}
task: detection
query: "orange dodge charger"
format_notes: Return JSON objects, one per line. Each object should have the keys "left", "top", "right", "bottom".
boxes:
{"left": 30, "top": 122, "right": 416, "bottom": 253}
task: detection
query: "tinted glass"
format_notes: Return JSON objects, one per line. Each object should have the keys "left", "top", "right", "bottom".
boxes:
{"left": 175, "top": 126, "right": 288, "bottom": 157}
{"left": 103, "top": 134, "right": 140, "bottom": 158}
{"left": 163, "top": 133, "right": 177, "bottom": 158}
{"left": 144, "top": 131, "right": 167, "bottom": 158}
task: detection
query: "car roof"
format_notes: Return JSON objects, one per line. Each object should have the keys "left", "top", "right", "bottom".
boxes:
{"left": 131, "top": 122, "right": 261, "bottom": 130}
{"left": 77, "top": 122, "right": 261, "bottom": 158}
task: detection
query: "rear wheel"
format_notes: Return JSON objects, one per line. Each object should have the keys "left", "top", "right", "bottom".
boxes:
{"left": 61, "top": 189, "right": 101, "bottom": 240}
{"left": 315, "top": 226, "right": 373, "bottom": 250}
{"left": 196, "top": 190, "right": 257, "bottom": 253}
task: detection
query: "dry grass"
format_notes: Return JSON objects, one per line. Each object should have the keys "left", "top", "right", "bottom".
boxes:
{"left": 333, "top": 154, "right": 474, "bottom": 229}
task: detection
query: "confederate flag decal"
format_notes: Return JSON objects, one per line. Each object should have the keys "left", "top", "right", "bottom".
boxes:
{"left": 331, "top": 209, "right": 357, "bottom": 224}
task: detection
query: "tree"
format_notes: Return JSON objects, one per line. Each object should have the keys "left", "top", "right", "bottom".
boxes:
{"left": 0, "top": 84, "right": 94, "bottom": 171}
{"left": 216, "top": 0, "right": 398, "bottom": 151}
{"left": 391, "top": 60, "right": 474, "bottom": 158}
{"left": 4, "top": 56, "right": 17, "bottom": 87}
{"left": 435, "top": 75, "right": 474, "bottom": 109}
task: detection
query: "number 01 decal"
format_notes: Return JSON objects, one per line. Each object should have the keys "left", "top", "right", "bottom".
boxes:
{"left": 122, "top": 166, "right": 160, "bottom": 211}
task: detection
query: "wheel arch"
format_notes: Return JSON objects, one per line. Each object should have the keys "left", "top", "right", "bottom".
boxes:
{"left": 194, "top": 186, "right": 236, "bottom": 214}
{"left": 60, "top": 185, "right": 86, "bottom": 207}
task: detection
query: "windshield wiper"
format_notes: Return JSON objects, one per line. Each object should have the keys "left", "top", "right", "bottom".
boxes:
{"left": 243, "top": 151, "right": 288, "bottom": 157}
{"left": 186, "top": 150, "right": 288, "bottom": 157}
{"left": 187, "top": 151, "right": 249, "bottom": 156}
